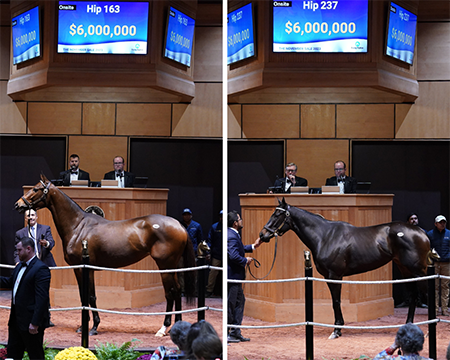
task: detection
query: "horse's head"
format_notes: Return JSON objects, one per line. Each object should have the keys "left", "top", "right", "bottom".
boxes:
{"left": 197, "top": 240, "right": 210, "bottom": 257}
{"left": 259, "top": 198, "right": 292, "bottom": 242}
{"left": 14, "top": 174, "right": 52, "bottom": 213}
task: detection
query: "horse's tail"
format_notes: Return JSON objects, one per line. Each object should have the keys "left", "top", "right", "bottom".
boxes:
{"left": 182, "top": 232, "right": 197, "bottom": 305}
{"left": 427, "top": 248, "right": 440, "bottom": 265}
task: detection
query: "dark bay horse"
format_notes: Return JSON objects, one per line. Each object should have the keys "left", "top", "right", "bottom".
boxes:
{"left": 259, "top": 198, "right": 437, "bottom": 339}
{"left": 14, "top": 174, "right": 196, "bottom": 336}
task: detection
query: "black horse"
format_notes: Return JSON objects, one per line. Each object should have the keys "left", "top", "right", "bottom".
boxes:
{"left": 259, "top": 198, "right": 437, "bottom": 339}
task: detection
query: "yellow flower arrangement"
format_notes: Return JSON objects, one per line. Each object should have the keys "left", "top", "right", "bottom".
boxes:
{"left": 55, "top": 346, "right": 98, "bottom": 360}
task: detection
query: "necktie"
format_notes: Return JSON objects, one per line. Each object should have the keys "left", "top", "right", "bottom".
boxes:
{"left": 21, "top": 261, "right": 28, "bottom": 267}
{"left": 31, "top": 227, "right": 40, "bottom": 259}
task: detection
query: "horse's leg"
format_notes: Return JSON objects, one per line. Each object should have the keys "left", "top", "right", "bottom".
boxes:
{"left": 327, "top": 282, "right": 344, "bottom": 339}
{"left": 406, "top": 281, "right": 418, "bottom": 323}
{"left": 88, "top": 270, "right": 100, "bottom": 336}
{"left": 156, "top": 272, "right": 179, "bottom": 337}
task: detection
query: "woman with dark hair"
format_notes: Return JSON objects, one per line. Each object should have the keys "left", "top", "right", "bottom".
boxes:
{"left": 373, "top": 323, "right": 431, "bottom": 359}
{"left": 184, "top": 320, "right": 222, "bottom": 360}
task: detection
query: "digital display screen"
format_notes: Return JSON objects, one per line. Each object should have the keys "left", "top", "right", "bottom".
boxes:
{"left": 58, "top": 1, "right": 149, "bottom": 54}
{"left": 273, "top": 0, "right": 368, "bottom": 53}
{"left": 164, "top": 7, "right": 195, "bottom": 67}
{"left": 385, "top": 2, "right": 417, "bottom": 65}
{"left": 227, "top": 3, "right": 255, "bottom": 65}
{"left": 12, "top": 6, "right": 41, "bottom": 65}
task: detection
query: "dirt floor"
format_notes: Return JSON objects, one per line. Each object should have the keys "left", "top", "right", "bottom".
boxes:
{"left": 1, "top": 292, "right": 450, "bottom": 360}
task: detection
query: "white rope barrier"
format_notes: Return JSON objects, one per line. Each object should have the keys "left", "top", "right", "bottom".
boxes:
{"left": 0, "top": 263, "right": 223, "bottom": 274}
{"left": 229, "top": 274, "right": 438, "bottom": 285}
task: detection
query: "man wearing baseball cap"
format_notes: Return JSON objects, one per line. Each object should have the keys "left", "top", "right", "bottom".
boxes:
{"left": 427, "top": 215, "right": 450, "bottom": 316}
{"left": 181, "top": 208, "right": 203, "bottom": 255}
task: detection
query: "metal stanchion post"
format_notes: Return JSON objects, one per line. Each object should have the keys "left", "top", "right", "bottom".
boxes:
{"left": 304, "top": 251, "right": 313, "bottom": 360}
{"left": 427, "top": 265, "right": 436, "bottom": 360}
{"left": 197, "top": 253, "right": 207, "bottom": 321}
{"left": 81, "top": 240, "right": 89, "bottom": 348}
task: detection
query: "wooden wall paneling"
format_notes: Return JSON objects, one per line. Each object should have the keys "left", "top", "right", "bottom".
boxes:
{"left": 67, "top": 136, "right": 128, "bottom": 181}
{"left": 28, "top": 102, "right": 82, "bottom": 134}
{"left": 228, "top": 105, "right": 242, "bottom": 139}
{"left": 301, "top": 104, "right": 336, "bottom": 138}
{"left": 193, "top": 27, "right": 222, "bottom": 82}
{"left": 286, "top": 139, "right": 350, "bottom": 188}
{"left": 0, "top": 26, "right": 9, "bottom": 80}
{"left": 417, "top": 23, "right": 450, "bottom": 81}
{"left": 395, "top": 82, "right": 450, "bottom": 138}
{"left": 337, "top": 104, "right": 395, "bottom": 139}
{"left": 172, "top": 83, "right": 222, "bottom": 137}
{"left": 0, "top": 82, "right": 27, "bottom": 133}
{"left": 82, "top": 103, "right": 115, "bottom": 135}
{"left": 116, "top": 104, "right": 171, "bottom": 136}
{"left": 242, "top": 104, "right": 300, "bottom": 139}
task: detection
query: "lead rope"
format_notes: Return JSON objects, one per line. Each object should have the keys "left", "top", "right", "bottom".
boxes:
{"left": 247, "top": 234, "right": 279, "bottom": 280}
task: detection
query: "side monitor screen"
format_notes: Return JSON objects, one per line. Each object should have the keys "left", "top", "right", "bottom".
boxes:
{"left": 163, "top": 7, "right": 195, "bottom": 67}
{"left": 58, "top": 1, "right": 149, "bottom": 54}
{"left": 227, "top": 3, "right": 255, "bottom": 65}
{"left": 385, "top": 2, "right": 417, "bottom": 65}
{"left": 273, "top": 0, "right": 369, "bottom": 53}
{"left": 12, "top": 6, "right": 41, "bottom": 65}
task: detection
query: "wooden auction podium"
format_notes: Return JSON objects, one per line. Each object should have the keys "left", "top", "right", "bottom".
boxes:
{"left": 239, "top": 193, "right": 394, "bottom": 323}
{"left": 23, "top": 186, "right": 169, "bottom": 309}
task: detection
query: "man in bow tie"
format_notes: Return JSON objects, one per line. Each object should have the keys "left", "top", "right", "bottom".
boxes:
{"left": 1, "top": 237, "right": 51, "bottom": 360}
{"left": 271, "top": 162, "right": 308, "bottom": 194}
{"left": 325, "top": 160, "right": 357, "bottom": 194}
{"left": 59, "top": 153, "right": 90, "bottom": 186}
{"left": 103, "top": 156, "right": 135, "bottom": 188}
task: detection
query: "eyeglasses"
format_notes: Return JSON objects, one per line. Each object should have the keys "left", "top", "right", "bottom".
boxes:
{"left": 114, "top": 162, "right": 124, "bottom": 165}
{"left": 286, "top": 169, "right": 296, "bottom": 173}
{"left": 334, "top": 168, "right": 345, "bottom": 171}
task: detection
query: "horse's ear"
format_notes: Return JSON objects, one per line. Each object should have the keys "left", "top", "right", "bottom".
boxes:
{"left": 277, "top": 198, "right": 282, "bottom": 206}
{"left": 40, "top": 173, "right": 49, "bottom": 182}
{"left": 281, "top": 197, "right": 287, "bottom": 206}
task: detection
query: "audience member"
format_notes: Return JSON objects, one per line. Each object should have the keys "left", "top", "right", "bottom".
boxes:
{"left": 0, "top": 237, "right": 51, "bottom": 360}
{"left": 227, "top": 210, "right": 262, "bottom": 343}
{"left": 427, "top": 215, "right": 450, "bottom": 316}
{"left": 185, "top": 320, "right": 221, "bottom": 360}
{"left": 103, "top": 156, "right": 135, "bottom": 188}
{"left": 192, "top": 334, "right": 222, "bottom": 360}
{"left": 206, "top": 210, "right": 223, "bottom": 298}
{"left": 325, "top": 160, "right": 356, "bottom": 194}
{"left": 59, "top": 154, "right": 90, "bottom": 186}
{"left": 447, "top": 341, "right": 450, "bottom": 360}
{"left": 181, "top": 208, "right": 203, "bottom": 254}
{"left": 373, "top": 323, "right": 430, "bottom": 359}
{"left": 271, "top": 162, "right": 307, "bottom": 193}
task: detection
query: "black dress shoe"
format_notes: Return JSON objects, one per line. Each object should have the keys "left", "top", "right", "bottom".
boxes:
{"left": 236, "top": 334, "right": 250, "bottom": 342}
{"left": 227, "top": 336, "right": 240, "bottom": 343}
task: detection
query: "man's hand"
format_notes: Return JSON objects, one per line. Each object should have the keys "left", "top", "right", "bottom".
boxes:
{"left": 29, "top": 323, "right": 39, "bottom": 334}
{"left": 253, "top": 237, "right": 262, "bottom": 249}
{"left": 39, "top": 239, "right": 49, "bottom": 247}
{"left": 246, "top": 257, "right": 253, "bottom": 265}
{"left": 288, "top": 174, "right": 296, "bottom": 184}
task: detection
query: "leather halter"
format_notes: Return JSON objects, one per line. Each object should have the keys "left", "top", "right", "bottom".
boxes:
{"left": 21, "top": 180, "right": 50, "bottom": 209}
{"left": 263, "top": 206, "right": 290, "bottom": 237}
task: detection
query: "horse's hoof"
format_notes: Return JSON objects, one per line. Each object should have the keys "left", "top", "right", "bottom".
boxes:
{"left": 155, "top": 329, "right": 166, "bottom": 337}
{"left": 76, "top": 326, "right": 82, "bottom": 334}
{"left": 89, "top": 329, "right": 98, "bottom": 336}
{"left": 328, "top": 332, "right": 341, "bottom": 340}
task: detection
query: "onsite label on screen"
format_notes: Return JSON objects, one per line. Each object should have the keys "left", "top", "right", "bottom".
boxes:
{"left": 273, "top": 0, "right": 368, "bottom": 53}
{"left": 57, "top": 1, "right": 149, "bottom": 54}
{"left": 227, "top": 3, "right": 255, "bottom": 65}
{"left": 164, "top": 7, "right": 195, "bottom": 67}
{"left": 385, "top": 3, "right": 417, "bottom": 65}
{"left": 12, "top": 6, "right": 41, "bottom": 65}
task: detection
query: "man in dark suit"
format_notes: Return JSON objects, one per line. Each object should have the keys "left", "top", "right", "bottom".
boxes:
{"left": 1, "top": 237, "right": 51, "bottom": 360}
{"left": 325, "top": 160, "right": 357, "bottom": 193}
{"left": 272, "top": 162, "right": 308, "bottom": 193}
{"left": 103, "top": 156, "right": 135, "bottom": 188}
{"left": 14, "top": 209, "right": 56, "bottom": 268}
{"left": 227, "top": 210, "right": 262, "bottom": 343}
{"left": 59, "top": 153, "right": 90, "bottom": 186}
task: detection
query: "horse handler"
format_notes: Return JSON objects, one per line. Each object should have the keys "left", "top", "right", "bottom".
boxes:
{"left": 227, "top": 210, "right": 262, "bottom": 343}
